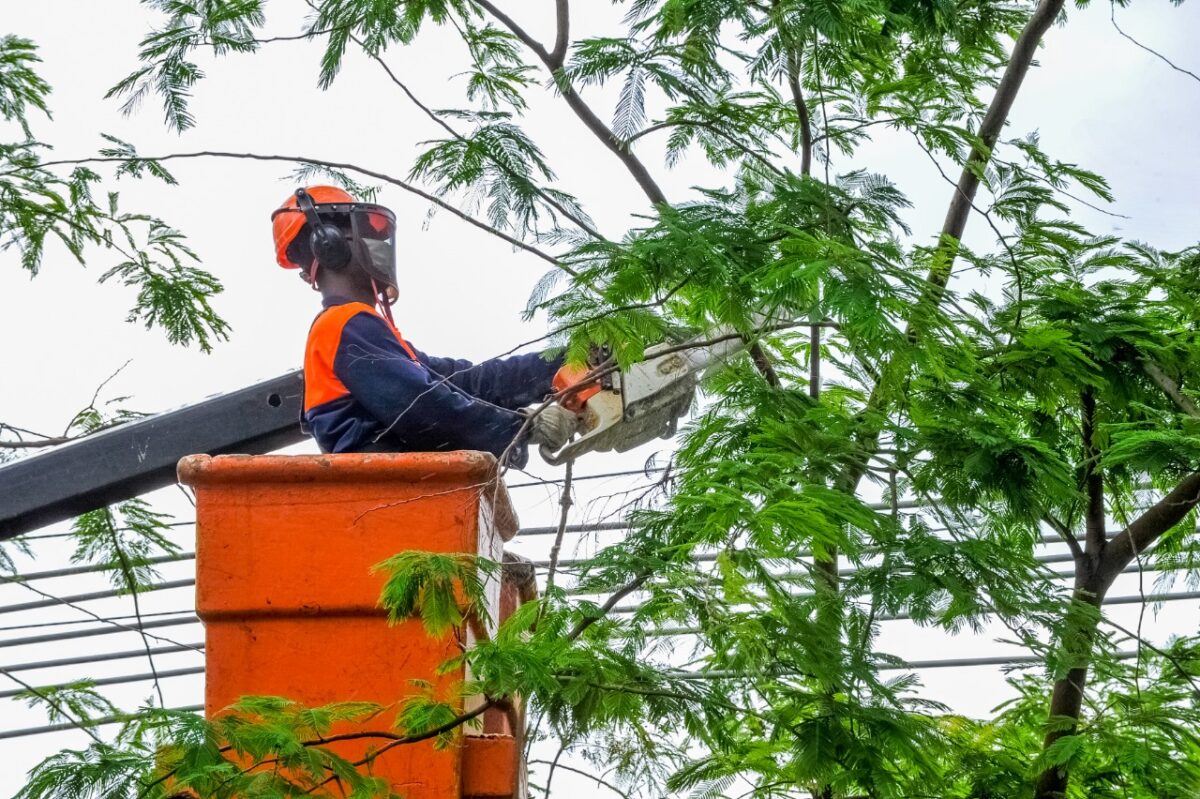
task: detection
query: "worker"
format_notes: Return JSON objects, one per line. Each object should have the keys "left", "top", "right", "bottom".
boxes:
{"left": 272, "top": 185, "right": 579, "bottom": 468}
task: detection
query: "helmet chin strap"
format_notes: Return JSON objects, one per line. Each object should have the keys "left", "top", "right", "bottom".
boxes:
{"left": 308, "top": 259, "right": 321, "bottom": 292}
{"left": 371, "top": 278, "right": 396, "bottom": 327}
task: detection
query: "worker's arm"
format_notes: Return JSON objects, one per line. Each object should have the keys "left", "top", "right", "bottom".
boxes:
{"left": 334, "top": 312, "right": 529, "bottom": 462}
{"left": 417, "top": 350, "right": 564, "bottom": 410}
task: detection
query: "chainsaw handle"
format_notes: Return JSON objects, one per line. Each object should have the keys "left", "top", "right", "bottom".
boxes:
{"left": 540, "top": 443, "right": 571, "bottom": 466}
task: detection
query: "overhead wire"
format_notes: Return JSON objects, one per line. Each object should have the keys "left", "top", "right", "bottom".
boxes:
{"left": 3, "top": 553, "right": 196, "bottom": 583}
{"left": 0, "top": 609, "right": 196, "bottom": 633}
{"left": 0, "top": 579, "right": 196, "bottom": 616}
{"left": 1, "top": 642, "right": 204, "bottom": 674}
{"left": 1, "top": 476, "right": 1191, "bottom": 744}
{"left": 0, "top": 648, "right": 1163, "bottom": 732}
{"left": 0, "top": 667, "right": 204, "bottom": 700}
{"left": 0, "top": 615, "right": 200, "bottom": 651}
{"left": 0, "top": 705, "right": 204, "bottom": 741}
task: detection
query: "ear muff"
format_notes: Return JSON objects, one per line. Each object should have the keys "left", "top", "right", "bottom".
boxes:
{"left": 309, "top": 221, "right": 351, "bottom": 272}
{"left": 295, "top": 188, "right": 351, "bottom": 271}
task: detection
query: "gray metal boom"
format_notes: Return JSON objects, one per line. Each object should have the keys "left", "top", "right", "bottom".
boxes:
{"left": 0, "top": 371, "right": 305, "bottom": 540}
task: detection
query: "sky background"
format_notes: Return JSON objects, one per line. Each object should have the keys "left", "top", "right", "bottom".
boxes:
{"left": 2, "top": 0, "right": 1199, "bottom": 795}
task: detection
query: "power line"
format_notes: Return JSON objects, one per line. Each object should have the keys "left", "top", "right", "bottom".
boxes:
{"left": 507, "top": 467, "right": 667, "bottom": 488}
{"left": 0, "top": 650, "right": 1157, "bottom": 740}
{"left": 0, "top": 615, "right": 200, "bottom": 651}
{"left": 645, "top": 590, "right": 1200, "bottom": 637}
{"left": 4, "top": 553, "right": 196, "bottom": 583}
{"left": 0, "top": 541, "right": 1161, "bottom": 642}
{"left": 0, "top": 705, "right": 204, "bottom": 741}
{"left": 0, "top": 666, "right": 204, "bottom": 700}
{"left": 0, "top": 579, "right": 196, "bottom": 616}
{"left": 1, "top": 642, "right": 203, "bottom": 674}
{"left": 0, "top": 609, "right": 195, "bottom": 633}
{"left": 13, "top": 521, "right": 196, "bottom": 542}
{"left": 675, "top": 651, "right": 1146, "bottom": 681}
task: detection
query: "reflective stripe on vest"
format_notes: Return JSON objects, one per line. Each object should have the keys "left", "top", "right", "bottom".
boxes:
{"left": 303, "top": 302, "right": 419, "bottom": 411}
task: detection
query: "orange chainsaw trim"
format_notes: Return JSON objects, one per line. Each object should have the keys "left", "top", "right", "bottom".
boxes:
{"left": 552, "top": 363, "right": 603, "bottom": 412}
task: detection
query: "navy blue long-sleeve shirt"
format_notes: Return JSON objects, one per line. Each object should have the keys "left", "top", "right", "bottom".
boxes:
{"left": 302, "top": 298, "right": 561, "bottom": 467}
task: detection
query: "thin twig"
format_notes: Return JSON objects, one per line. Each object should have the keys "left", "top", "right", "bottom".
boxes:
{"left": 471, "top": 0, "right": 669, "bottom": 205}
{"left": 1111, "top": 5, "right": 1200, "bottom": 84}
{"left": 542, "top": 460, "right": 574, "bottom": 607}
{"left": 1101, "top": 617, "right": 1200, "bottom": 699}
{"left": 542, "top": 741, "right": 568, "bottom": 799}
{"left": 355, "top": 34, "right": 606, "bottom": 241}
{"left": 0, "top": 669, "right": 106, "bottom": 745}
{"left": 566, "top": 573, "right": 650, "bottom": 641}
{"left": 5, "top": 579, "right": 202, "bottom": 652}
{"left": 103, "top": 507, "right": 166, "bottom": 708}
{"left": 527, "top": 760, "right": 632, "bottom": 799}
{"left": 12, "top": 152, "right": 567, "bottom": 270}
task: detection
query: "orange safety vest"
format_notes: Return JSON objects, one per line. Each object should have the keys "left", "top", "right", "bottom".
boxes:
{"left": 303, "top": 302, "right": 419, "bottom": 412}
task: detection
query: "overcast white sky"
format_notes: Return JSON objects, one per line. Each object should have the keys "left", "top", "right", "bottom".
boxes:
{"left": 1, "top": 0, "right": 1199, "bottom": 795}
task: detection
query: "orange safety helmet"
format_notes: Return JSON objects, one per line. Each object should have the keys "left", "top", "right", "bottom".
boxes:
{"left": 272, "top": 185, "right": 401, "bottom": 324}
{"left": 272, "top": 185, "right": 355, "bottom": 270}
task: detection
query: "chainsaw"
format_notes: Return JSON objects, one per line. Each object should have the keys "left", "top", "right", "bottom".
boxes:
{"left": 539, "top": 329, "right": 750, "bottom": 465}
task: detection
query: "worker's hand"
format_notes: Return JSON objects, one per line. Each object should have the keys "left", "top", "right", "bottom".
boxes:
{"left": 523, "top": 404, "right": 579, "bottom": 451}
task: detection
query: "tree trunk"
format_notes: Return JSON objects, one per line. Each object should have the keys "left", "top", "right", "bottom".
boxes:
{"left": 1033, "top": 578, "right": 1105, "bottom": 799}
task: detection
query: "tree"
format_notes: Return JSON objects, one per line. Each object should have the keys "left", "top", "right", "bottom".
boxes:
{"left": 10, "top": 1, "right": 1200, "bottom": 798}
{"left": 0, "top": 28, "right": 233, "bottom": 726}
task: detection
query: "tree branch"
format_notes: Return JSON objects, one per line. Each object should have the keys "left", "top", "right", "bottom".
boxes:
{"left": 0, "top": 437, "right": 72, "bottom": 449}
{"left": 837, "top": 0, "right": 1069, "bottom": 494}
{"left": 18, "top": 151, "right": 572, "bottom": 273}
{"left": 747, "top": 340, "right": 781, "bottom": 387}
{"left": 1081, "top": 389, "right": 1106, "bottom": 558}
{"left": 1101, "top": 470, "right": 1200, "bottom": 585}
{"left": 1087, "top": 359, "right": 1200, "bottom": 583}
{"left": 566, "top": 573, "right": 649, "bottom": 641}
{"left": 471, "top": 0, "right": 669, "bottom": 206}
{"left": 140, "top": 702, "right": 494, "bottom": 799}
{"left": 470, "top": 0, "right": 551, "bottom": 61}
{"left": 786, "top": 50, "right": 813, "bottom": 176}
{"left": 549, "top": 0, "right": 570, "bottom": 66}
{"left": 1141, "top": 358, "right": 1200, "bottom": 417}
{"left": 1044, "top": 514, "right": 1084, "bottom": 562}
{"left": 937, "top": 0, "right": 1065, "bottom": 259}
{"left": 359, "top": 39, "right": 606, "bottom": 241}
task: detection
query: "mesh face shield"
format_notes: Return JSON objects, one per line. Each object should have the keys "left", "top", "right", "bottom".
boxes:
{"left": 345, "top": 205, "right": 398, "bottom": 297}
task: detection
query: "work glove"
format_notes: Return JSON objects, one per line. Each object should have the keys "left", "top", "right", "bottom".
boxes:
{"left": 523, "top": 404, "right": 579, "bottom": 451}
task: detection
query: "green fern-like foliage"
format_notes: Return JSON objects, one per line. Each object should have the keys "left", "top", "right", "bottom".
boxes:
{"left": 13, "top": 0, "right": 1200, "bottom": 797}
{"left": 1, "top": 38, "right": 229, "bottom": 351}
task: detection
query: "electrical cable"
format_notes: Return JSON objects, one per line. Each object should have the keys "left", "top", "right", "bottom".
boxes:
{"left": 0, "top": 609, "right": 195, "bottom": 633}
{"left": 0, "top": 579, "right": 196, "bottom": 616}
{"left": 0, "top": 651, "right": 1159, "bottom": 739}
{"left": 4, "top": 553, "right": 196, "bottom": 583}
{"left": 0, "top": 705, "right": 204, "bottom": 740}
{"left": 0, "top": 615, "right": 200, "bottom": 650}
{"left": 1, "top": 642, "right": 204, "bottom": 674}
{"left": 0, "top": 666, "right": 204, "bottom": 700}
